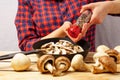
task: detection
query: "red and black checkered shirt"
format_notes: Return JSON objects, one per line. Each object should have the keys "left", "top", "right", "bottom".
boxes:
{"left": 15, "top": 0, "right": 106, "bottom": 51}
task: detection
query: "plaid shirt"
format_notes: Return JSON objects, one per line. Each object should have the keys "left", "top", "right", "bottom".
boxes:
{"left": 15, "top": 0, "right": 105, "bottom": 51}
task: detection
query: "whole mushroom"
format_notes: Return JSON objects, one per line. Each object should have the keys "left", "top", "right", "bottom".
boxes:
{"left": 11, "top": 53, "right": 31, "bottom": 71}
{"left": 53, "top": 56, "right": 71, "bottom": 76}
{"left": 37, "top": 55, "right": 55, "bottom": 73}
{"left": 91, "top": 56, "right": 117, "bottom": 74}
{"left": 93, "top": 51, "right": 109, "bottom": 66}
{"left": 71, "top": 54, "right": 91, "bottom": 72}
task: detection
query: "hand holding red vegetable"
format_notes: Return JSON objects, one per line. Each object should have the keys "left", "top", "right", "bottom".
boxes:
{"left": 64, "top": 10, "right": 92, "bottom": 42}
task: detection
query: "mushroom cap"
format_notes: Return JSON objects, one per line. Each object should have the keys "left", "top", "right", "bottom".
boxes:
{"left": 37, "top": 55, "right": 55, "bottom": 73}
{"left": 99, "top": 56, "right": 117, "bottom": 73}
{"left": 114, "top": 45, "right": 120, "bottom": 53}
{"left": 117, "top": 54, "right": 120, "bottom": 64}
{"left": 105, "top": 49, "right": 119, "bottom": 62}
{"left": 96, "top": 45, "right": 109, "bottom": 52}
{"left": 93, "top": 52, "right": 108, "bottom": 62}
{"left": 11, "top": 53, "right": 31, "bottom": 71}
{"left": 54, "top": 56, "right": 70, "bottom": 72}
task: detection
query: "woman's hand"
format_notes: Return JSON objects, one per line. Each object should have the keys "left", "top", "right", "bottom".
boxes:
{"left": 63, "top": 21, "right": 83, "bottom": 43}
{"left": 79, "top": 1, "right": 114, "bottom": 40}
{"left": 80, "top": 1, "right": 112, "bottom": 25}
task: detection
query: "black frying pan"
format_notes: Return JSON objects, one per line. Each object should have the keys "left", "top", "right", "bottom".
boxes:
{"left": 33, "top": 37, "right": 90, "bottom": 60}
{"left": 0, "top": 37, "right": 90, "bottom": 60}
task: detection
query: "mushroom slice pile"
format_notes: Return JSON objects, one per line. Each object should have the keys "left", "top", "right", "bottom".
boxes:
{"left": 40, "top": 40, "right": 84, "bottom": 55}
{"left": 91, "top": 56, "right": 117, "bottom": 74}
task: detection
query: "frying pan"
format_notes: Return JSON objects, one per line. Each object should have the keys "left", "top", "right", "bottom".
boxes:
{"left": 33, "top": 37, "right": 90, "bottom": 60}
{"left": 0, "top": 37, "right": 90, "bottom": 61}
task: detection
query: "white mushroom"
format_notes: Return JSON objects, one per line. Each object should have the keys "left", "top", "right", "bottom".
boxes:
{"left": 11, "top": 53, "right": 31, "bottom": 71}
{"left": 91, "top": 56, "right": 117, "bottom": 74}
{"left": 71, "top": 54, "right": 91, "bottom": 72}
{"left": 93, "top": 52, "right": 109, "bottom": 66}
{"left": 114, "top": 45, "right": 120, "bottom": 53}
{"left": 96, "top": 45, "right": 110, "bottom": 52}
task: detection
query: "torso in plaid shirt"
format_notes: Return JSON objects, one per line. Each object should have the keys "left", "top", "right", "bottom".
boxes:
{"left": 15, "top": 0, "right": 105, "bottom": 51}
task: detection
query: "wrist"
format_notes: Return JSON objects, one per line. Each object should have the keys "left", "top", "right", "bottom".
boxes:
{"left": 107, "top": 1, "right": 120, "bottom": 14}
{"left": 105, "top": 1, "right": 114, "bottom": 14}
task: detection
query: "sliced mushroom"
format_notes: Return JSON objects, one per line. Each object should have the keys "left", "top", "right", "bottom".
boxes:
{"left": 91, "top": 56, "right": 117, "bottom": 74}
{"left": 71, "top": 54, "right": 91, "bottom": 72}
{"left": 73, "top": 45, "right": 84, "bottom": 53}
{"left": 41, "top": 42, "right": 55, "bottom": 49}
{"left": 56, "top": 40, "right": 73, "bottom": 47}
{"left": 40, "top": 39, "right": 83, "bottom": 55}
{"left": 37, "top": 55, "right": 55, "bottom": 73}
{"left": 53, "top": 56, "right": 71, "bottom": 76}
{"left": 60, "top": 49, "right": 67, "bottom": 55}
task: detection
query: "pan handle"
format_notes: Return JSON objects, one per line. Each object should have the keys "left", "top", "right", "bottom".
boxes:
{"left": 0, "top": 49, "right": 44, "bottom": 60}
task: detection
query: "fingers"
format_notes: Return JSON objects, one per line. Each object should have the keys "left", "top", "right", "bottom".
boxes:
{"left": 64, "top": 27, "right": 82, "bottom": 43}
{"left": 62, "top": 21, "right": 72, "bottom": 32}
{"left": 63, "top": 23, "right": 90, "bottom": 43}
{"left": 62, "top": 21, "right": 72, "bottom": 29}
{"left": 81, "top": 23, "right": 90, "bottom": 37}
{"left": 80, "top": 3, "right": 93, "bottom": 13}
{"left": 68, "top": 33, "right": 83, "bottom": 43}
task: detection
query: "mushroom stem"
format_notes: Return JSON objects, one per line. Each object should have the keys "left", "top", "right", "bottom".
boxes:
{"left": 84, "top": 63, "right": 92, "bottom": 72}
{"left": 53, "top": 64, "right": 66, "bottom": 76}
{"left": 45, "top": 62, "right": 54, "bottom": 73}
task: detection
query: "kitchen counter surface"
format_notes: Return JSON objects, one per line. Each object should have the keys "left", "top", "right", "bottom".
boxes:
{"left": 0, "top": 51, "right": 120, "bottom": 80}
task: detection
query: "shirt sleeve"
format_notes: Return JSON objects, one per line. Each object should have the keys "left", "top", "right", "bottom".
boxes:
{"left": 88, "top": 0, "right": 110, "bottom": 3}
{"left": 15, "top": 0, "right": 40, "bottom": 51}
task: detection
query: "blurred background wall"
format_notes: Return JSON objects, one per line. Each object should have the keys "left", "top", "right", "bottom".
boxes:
{"left": 0, "top": 0, "right": 19, "bottom": 51}
{"left": 95, "top": 15, "right": 120, "bottom": 49}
